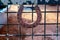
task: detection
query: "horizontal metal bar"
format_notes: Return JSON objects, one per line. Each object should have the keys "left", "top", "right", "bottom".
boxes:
{"left": 0, "top": 23, "right": 60, "bottom": 25}
{"left": 5, "top": 11, "right": 60, "bottom": 13}
{"left": 0, "top": 34, "right": 60, "bottom": 36}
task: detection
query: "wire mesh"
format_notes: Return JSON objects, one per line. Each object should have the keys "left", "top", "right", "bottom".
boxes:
{"left": 0, "top": 0, "right": 60, "bottom": 40}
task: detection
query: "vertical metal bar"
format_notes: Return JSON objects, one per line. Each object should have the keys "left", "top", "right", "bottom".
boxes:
{"left": 18, "top": 5, "right": 19, "bottom": 40}
{"left": 6, "top": 5, "right": 9, "bottom": 40}
{"left": 18, "top": 5, "right": 21, "bottom": 40}
{"left": 56, "top": 3, "right": 59, "bottom": 40}
{"left": 44, "top": 3, "right": 46, "bottom": 40}
{"left": 18, "top": 21, "right": 20, "bottom": 40}
{"left": 32, "top": 4, "right": 34, "bottom": 40}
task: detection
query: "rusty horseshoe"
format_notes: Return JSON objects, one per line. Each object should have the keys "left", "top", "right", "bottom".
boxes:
{"left": 17, "top": 5, "right": 42, "bottom": 28}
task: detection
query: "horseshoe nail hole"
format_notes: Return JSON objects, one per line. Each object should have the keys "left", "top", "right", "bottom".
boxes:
{"left": 22, "top": 13, "right": 37, "bottom": 24}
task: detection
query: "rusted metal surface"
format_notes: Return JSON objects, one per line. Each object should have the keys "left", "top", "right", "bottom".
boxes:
{"left": 0, "top": 14, "right": 26, "bottom": 40}
{"left": 17, "top": 5, "right": 42, "bottom": 28}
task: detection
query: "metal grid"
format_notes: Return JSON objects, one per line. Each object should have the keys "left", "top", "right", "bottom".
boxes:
{"left": 0, "top": 1, "right": 60, "bottom": 40}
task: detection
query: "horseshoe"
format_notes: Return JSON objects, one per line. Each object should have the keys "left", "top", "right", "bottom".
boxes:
{"left": 17, "top": 5, "right": 42, "bottom": 28}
